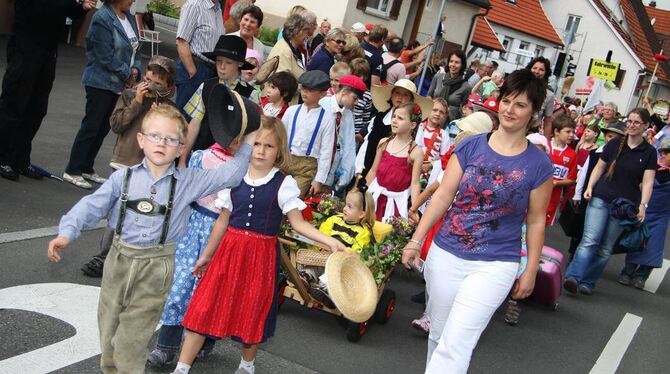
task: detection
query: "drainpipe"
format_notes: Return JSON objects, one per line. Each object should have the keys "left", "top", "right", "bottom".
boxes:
{"left": 465, "top": 7, "right": 491, "bottom": 56}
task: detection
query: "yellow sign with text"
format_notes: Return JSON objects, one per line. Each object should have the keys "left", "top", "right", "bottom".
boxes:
{"left": 588, "top": 59, "right": 620, "bottom": 80}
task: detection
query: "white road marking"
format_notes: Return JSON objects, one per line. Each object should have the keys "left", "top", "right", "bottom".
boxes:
{"left": 0, "top": 221, "right": 107, "bottom": 244}
{"left": 589, "top": 313, "right": 642, "bottom": 374}
{"left": 0, "top": 283, "right": 101, "bottom": 374}
{"left": 643, "top": 259, "right": 670, "bottom": 293}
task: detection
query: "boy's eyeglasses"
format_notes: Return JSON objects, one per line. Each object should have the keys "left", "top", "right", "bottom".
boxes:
{"left": 142, "top": 133, "right": 182, "bottom": 147}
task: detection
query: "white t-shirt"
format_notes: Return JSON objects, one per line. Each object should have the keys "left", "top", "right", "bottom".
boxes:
{"left": 118, "top": 15, "right": 139, "bottom": 68}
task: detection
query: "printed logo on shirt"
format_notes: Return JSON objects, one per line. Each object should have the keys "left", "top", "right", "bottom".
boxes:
{"left": 553, "top": 164, "right": 569, "bottom": 179}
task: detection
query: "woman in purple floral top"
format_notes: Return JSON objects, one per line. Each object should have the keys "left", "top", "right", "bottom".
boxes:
{"left": 402, "top": 69, "right": 553, "bottom": 374}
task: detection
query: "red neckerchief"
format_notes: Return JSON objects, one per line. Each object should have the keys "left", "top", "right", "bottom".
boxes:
{"left": 422, "top": 121, "right": 441, "bottom": 162}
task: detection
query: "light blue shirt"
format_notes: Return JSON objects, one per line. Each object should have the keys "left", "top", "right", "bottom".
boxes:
{"left": 58, "top": 144, "right": 252, "bottom": 246}
{"left": 320, "top": 95, "right": 356, "bottom": 189}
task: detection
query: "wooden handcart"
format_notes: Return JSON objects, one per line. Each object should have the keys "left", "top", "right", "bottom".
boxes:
{"left": 277, "top": 232, "right": 397, "bottom": 342}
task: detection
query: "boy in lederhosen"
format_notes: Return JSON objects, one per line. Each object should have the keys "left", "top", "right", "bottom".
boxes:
{"left": 281, "top": 70, "right": 336, "bottom": 197}
{"left": 48, "top": 91, "right": 259, "bottom": 373}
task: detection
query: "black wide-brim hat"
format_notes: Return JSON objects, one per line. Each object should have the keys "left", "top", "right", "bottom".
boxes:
{"left": 203, "top": 35, "right": 256, "bottom": 70}
{"left": 208, "top": 84, "right": 260, "bottom": 148}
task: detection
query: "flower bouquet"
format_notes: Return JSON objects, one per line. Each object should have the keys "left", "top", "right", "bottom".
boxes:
{"left": 360, "top": 216, "right": 415, "bottom": 285}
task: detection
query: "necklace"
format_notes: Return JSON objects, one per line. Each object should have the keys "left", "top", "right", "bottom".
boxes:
{"left": 389, "top": 137, "right": 412, "bottom": 156}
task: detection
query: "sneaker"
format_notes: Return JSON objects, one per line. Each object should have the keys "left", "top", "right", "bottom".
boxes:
{"left": 504, "top": 299, "right": 521, "bottom": 326}
{"left": 82, "top": 172, "right": 107, "bottom": 184}
{"left": 578, "top": 285, "right": 593, "bottom": 295}
{"left": 63, "top": 173, "right": 92, "bottom": 189}
{"left": 147, "top": 348, "right": 175, "bottom": 367}
{"left": 632, "top": 277, "right": 646, "bottom": 290}
{"left": 563, "top": 278, "right": 578, "bottom": 294}
{"left": 617, "top": 273, "right": 632, "bottom": 286}
{"left": 411, "top": 311, "right": 430, "bottom": 334}
{"left": 0, "top": 164, "right": 19, "bottom": 181}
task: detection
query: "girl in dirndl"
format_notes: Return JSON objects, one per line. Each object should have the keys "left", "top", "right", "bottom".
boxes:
{"left": 366, "top": 102, "right": 424, "bottom": 222}
{"left": 148, "top": 143, "right": 236, "bottom": 366}
{"left": 170, "top": 117, "right": 344, "bottom": 374}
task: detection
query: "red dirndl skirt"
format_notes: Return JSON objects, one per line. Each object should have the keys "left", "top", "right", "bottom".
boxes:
{"left": 182, "top": 226, "right": 278, "bottom": 345}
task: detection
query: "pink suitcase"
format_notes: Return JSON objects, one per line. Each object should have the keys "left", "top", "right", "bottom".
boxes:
{"left": 528, "top": 246, "right": 565, "bottom": 310}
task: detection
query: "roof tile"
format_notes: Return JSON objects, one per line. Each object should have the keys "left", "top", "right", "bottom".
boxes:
{"left": 472, "top": 17, "right": 506, "bottom": 51}
{"left": 484, "top": 0, "right": 563, "bottom": 46}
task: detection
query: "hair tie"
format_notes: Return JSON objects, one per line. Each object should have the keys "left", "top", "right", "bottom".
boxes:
{"left": 356, "top": 177, "right": 368, "bottom": 193}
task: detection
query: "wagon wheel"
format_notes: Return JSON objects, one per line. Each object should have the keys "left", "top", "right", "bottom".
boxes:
{"left": 346, "top": 320, "right": 368, "bottom": 342}
{"left": 374, "top": 289, "right": 396, "bottom": 324}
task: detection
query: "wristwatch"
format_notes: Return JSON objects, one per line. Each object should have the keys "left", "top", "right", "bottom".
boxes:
{"left": 640, "top": 203, "right": 649, "bottom": 209}
{"left": 76, "top": 0, "right": 84, "bottom": 4}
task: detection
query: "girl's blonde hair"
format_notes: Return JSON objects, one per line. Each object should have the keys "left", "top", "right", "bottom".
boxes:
{"left": 142, "top": 103, "right": 188, "bottom": 142}
{"left": 347, "top": 179, "right": 376, "bottom": 239}
{"left": 260, "top": 115, "right": 290, "bottom": 170}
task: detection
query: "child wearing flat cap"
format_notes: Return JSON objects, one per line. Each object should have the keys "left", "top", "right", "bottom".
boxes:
{"left": 281, "top": 70, "right": 336, "bottom": 196}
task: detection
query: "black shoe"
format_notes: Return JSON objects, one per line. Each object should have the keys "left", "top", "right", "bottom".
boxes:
{"left": 0, "top": 164, "right": 19, "bottom": 181}
{"left": 411, "top": 291, "right": 426, "bottom": 304}
{"left": 309, "top": 286, "right": 336, "bottom": 309}
{"left": 617, "top": 273, "right": 632, "bottom": 286}
{"left": 81, "top": 256, "right": 105, "bottom": 277}
{"left": 632, "top": 277, "right": 646, "bottom": 290}
{"left": 563, "top": 278, "right": 578, "bottom": 294}
{"left": 17, "top": 165, "right": 43, "bottom": 180}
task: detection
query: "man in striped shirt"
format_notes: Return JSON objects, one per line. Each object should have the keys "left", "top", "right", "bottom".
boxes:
{"left": 175, "top": 0, "right": 225, "bottom": 119}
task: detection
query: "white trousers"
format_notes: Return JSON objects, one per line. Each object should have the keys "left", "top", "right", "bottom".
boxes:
{"left": 424, "top": 243, "right": 518, "bottom": 374}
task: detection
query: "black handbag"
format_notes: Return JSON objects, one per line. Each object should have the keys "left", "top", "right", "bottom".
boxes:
{"left": 558, "top": 200, "right": 585, "bottom": 238}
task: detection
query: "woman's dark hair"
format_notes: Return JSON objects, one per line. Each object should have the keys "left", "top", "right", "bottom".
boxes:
{"left": 606, "top": 108, "right": 651, "bottom": 178}
{"left": 446, "top": 50, "right": 467, "bottom": 76}
{"left": 406, "top": 40, "right": 420, "bottom": 50}
{"left": 498, "top": 69, "right": 547, "bottom": 113}
{"left": 267, "top": 71, "right": 298, "bottom": 102}
{"left": 241, "top": 5, "right": 264, "bottom": 27}
{"left": 525, "top": 56, "right": 552, "bottom": 82}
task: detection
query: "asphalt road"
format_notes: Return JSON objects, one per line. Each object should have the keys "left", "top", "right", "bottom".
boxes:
{"left": 1, "top": 36, "right": 669, "bottom": 374}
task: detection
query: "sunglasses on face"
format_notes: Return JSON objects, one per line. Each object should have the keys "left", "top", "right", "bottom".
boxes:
{"left": 332, "top": 39, "right": 346, "bottom": 46}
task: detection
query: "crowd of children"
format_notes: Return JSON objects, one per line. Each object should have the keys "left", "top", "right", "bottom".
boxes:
{"left": 43, "top": 8, "right": 670, "bottom": 374}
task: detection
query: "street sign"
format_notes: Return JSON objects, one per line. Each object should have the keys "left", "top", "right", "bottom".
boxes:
{"left": 587, "top": 59, "right": 620, "bottom": 80}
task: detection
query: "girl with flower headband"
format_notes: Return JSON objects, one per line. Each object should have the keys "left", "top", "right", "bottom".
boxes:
{"left": 366, "top": 102, "right": 424, "bottom": 222}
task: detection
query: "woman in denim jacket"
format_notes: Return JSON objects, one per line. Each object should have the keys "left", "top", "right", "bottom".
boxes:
{"left": 64, "top": 0, "right": 141, "bottom": 189}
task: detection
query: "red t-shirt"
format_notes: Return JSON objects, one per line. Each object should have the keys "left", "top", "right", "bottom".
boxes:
{"left": 546, "top": 141, "right": 578, "bottom": 225}
{"left": 400, "top": 50, "right": 414, "bottom": 74}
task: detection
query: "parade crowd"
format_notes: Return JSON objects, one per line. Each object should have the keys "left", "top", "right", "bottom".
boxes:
{"left": 1, "top": 1, "right": 669, "bottom": 374}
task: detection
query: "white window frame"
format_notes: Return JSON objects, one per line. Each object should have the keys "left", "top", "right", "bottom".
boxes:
{"left": 366, "top": 0, "right": 394, "bottom": 17}
{"left": 534, "top": 45, "right": 545, "bottom": 58}
{"left": 500, "top": 36, "right": 514, "bottom": 61}
{"left": 516, "top": 41, "right": 530, "bottom": 65}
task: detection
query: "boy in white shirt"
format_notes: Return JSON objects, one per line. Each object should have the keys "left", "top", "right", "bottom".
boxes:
{"left": 281, "top": 70, "right": 336, "bottom": 196}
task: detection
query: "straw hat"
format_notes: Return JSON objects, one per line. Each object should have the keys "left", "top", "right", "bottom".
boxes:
{"left": 325, "top": 252, "right": 378, "bottom": 322}
{"left": 371, "top": 79, "right": 433, "bottom": 120}
{"left": 455, "top": 112, "right": 493, "bottom": 134}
